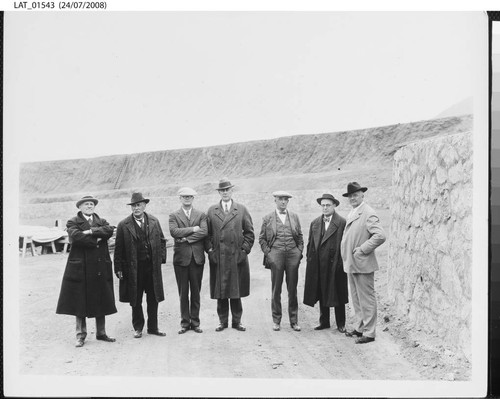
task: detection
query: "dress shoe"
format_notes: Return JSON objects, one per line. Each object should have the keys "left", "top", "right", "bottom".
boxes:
{"left": 75, "top": 339, "right": 85, "bottom": 347}
{"left": 345, "top": 329, "right": 363, "bottom": 338}
{"left": 215, "top": 323, "right": 228, "bottom": 332}
{"left": 314, "top": 324, "right": 330, "bottom": 330}
{"left": 355, "top": 336, "right": 375, "bottom": 344}
{"left": 337, "top": 326, "right": 347, "bottom": 333}
{"left": 232, "top": 323, "right": 246, "bottom": 332}
{"left": 192, "top": 326, "right": 203, "bottom": 333}
{"left": 178, "top": 327, "right": 189, "bottom": 334}
{"left": 96, "top": 334, "right": 116, "bottom": 342}
{"left": 291, "top": 323, "right": 301, "bottom": 331}
{"left": 273, "top": 323, "right": 280, "bottom": 331}
{"left": 134, "top": 330, "right": 143, "bottom": 338}
{"left": 148, "top": 330, "right": 166, "bottom": 337}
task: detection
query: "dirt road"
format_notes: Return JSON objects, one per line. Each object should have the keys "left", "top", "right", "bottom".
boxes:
{"left": 18, "top": 246, "right": 425, "bottom": 385}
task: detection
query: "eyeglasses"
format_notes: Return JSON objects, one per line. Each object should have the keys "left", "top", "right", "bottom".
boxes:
{"left": 181, "top": 196, "right": 194, "bottom": 199}
{"left": 218, "top": 188, "right": 231, "bottom": 192}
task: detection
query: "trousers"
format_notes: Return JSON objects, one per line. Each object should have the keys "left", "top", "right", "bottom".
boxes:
{"left": 268, "top": 246, "right": 301, "bottom": 324}
{"left": 76, "top": 315, "right": 105, "bottom": 340}
{"left": 174, "top": 257, "right": 204, "bottom": 328}
{"left": 217, "top": 298, "right": 243, "bottom": 325}
{"left": 348, "top": 272, "right": 377, "bottom": 338}
{"left": 132, "top": 260, "right": 159, "bottom": 332}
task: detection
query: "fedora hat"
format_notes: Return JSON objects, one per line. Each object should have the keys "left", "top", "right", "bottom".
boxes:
{"left": 178, "top": 187, "right": 197, "bottom": 196}
{"left": 272, "top": 190, "right": 292, "bottom": 199}
{"left": 342, "top": 182, "right": 368, "bottom": 197}
{"left": 216, "top": 178, "right": 235, "bottom": 191}
{"left": 316, "top": 193, "right": 340, "bottom": 207}
{"left": 76, "top": 195, "right": 98, "bottom": 208}
{"left": 127, "top": 192, "right": 150, "bottom": 205}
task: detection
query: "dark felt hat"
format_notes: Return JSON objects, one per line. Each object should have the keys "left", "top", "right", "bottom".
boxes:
{"left": 216, "top": 178, "right": 235, "bottom": 191}
{"left": 127, "top": 192, "right": 150, "bottom": 205}
{"left": 316, "top": 193, "right": 340, "bottom": 207}
{"left": 76, "top": 195, "right": 98, "bottom": 208}
{"left": 342, "top": 182, "right": 368, "bottom": 197}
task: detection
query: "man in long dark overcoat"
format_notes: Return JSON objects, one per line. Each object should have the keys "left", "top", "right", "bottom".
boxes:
{"left": 56, "top": 195, "right": 117, "bottom": 347}
{"left": 206, "top": 178, "right": 255, "bottom": 332}
{"left": 114, "top": 192, "right": 167, "bottom": 338}
{"left": 303, "top": 193, "right": 348, "bottom": 332}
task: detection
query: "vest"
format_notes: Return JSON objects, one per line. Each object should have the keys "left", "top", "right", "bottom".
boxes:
{"left": 133, "top": 216, "right": 152, "bottom": 262}
{"left": 273, "top": 215, "right": 297, "bottom": 251}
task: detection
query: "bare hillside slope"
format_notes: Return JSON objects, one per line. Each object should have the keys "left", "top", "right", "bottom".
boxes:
{"left": 20, "top": 115, "right": 472, "bottom": 203}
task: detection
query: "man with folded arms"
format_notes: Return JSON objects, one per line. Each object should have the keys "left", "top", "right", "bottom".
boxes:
{"left": 114, "top": 193, "right": 167, "bottom": 339}
{"left": 341, "top": 182, "right": 386, "bottom": 344}
{"left": 303, "top": 193, "right": 348, "bottom": 333}
{"left": 259, "top": 191, "right": 303, "bottom": 332}
{"left": 169, "top": 187, "right": 208, "bottom": 334}
{"left": 206, "top": 178, "right": 255, "bottom": 332}
{"left": 56, "top": 195, "right": 117, "bottom": 347}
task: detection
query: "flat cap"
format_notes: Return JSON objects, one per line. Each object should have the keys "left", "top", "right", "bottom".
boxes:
{"left": 178, "top": 187, "right": 197, "bottom": 196}
{"left": 272, "top": 190, "right": 292, "bottom": 198}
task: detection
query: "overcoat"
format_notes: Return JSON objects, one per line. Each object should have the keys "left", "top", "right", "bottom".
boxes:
{"left": 113, "top": 213, "right": 167, "bottom": 305}
{"left": 169, "top": 208, "right": 208, "bottom": 267}
{"left": 56, "top": 212, "right": 117, "bottom": 318}
{"left": 206, "top": 201, "right": 255, "bottom": 299}
{"left": 258, "top": 210, "right": 304, "bottom": 268}
{"left": 341, "top": 203, "right": 386, "bottom": 274}
{"left": 303, "top": 211, "right": 348, "bottom": 307}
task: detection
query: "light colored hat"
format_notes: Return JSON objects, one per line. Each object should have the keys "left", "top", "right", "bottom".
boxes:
{"left": 76, "top": 195, "right": 98, "bottom": 208}
{"left": 178, "top": 187, "right": 197, "bottom": 196}
{"left": 272, "top": 190, "right": 292, "bottom": 199}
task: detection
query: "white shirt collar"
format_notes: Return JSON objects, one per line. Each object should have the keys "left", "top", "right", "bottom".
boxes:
{"left": 222, "top": 200, "right": 232, "bottom": 210}
{"left": 349, "top": 202, "right": 364, "bottom": 218}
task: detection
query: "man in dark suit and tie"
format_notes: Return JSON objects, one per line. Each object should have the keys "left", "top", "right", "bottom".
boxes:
{"left": 114, "top": 193, "right": 167, "bottom": 339}
{"left": 303, "top": 193, "right": 348, "bottom": 333}
{"left": 169, "top": 187, "right": 208, "bottom": 334}
{"left": 259, "top": 191, "right": 303, "bottom": 332}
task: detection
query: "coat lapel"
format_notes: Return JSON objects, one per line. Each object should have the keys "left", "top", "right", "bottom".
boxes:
{"left": 124, "top": 215, "right": 139, "bottom": 240}
{"left": 321, "top": 213, "right": 339, "bottom": 245}
{"left": 178, "top": 208, "right": 191, "bottom": 226}
{"left": 221, "top": 203, "right": 237, "bottom": 229}
{"left": 311, "top": 217, "right": 322, "bottom": 251}
{"left": 346, "top": 203, "right": 364, "bottom": 227}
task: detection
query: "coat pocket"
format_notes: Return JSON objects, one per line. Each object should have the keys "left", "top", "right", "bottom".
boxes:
{"left": 64, "top": 259, "right": 84, "bottom": 282}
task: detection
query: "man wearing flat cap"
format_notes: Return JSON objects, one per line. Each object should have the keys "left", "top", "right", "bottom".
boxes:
{"left": 303, "top": 193, "right": 348, "bottom": 333}
{"left": 206, "top": 178, "right": 255, "bottom": 332}
{"left": 169, "top": 187, "right": 208, "bottom": 334}
{"left": 341, "top": 182, "right": 386, "bottom": 344}
{"left": 56, "top": 196, "right": 117, "bottom": 347}
{"left": 259, "top": 191, "right": 303, "bottom": 332}
{"left": 114, "top": 193, "right": 168, "bottom": 338}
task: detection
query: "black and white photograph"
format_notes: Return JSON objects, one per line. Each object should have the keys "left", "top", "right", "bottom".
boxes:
{"left": 3, "top": 6, "right": 489, "bottom": 397}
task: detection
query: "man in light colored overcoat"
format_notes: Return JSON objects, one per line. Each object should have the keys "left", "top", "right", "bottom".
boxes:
{"left": 206, "top": 179, "right": 255, "bottom": 332}
{"left": 169, "top": 187, "right": 208, "bottom": 334}
{"left": 259, "top": 191, "right": 303, "bottom": 332}
{"left": 341, "top": 182, "right": 386, "bottom": 344}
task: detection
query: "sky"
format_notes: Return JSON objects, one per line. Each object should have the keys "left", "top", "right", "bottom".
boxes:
{"left": 4, "top": 11, "right": 485, "bottom": 163}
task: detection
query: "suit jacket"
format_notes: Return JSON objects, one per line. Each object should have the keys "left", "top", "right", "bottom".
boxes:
{"left": 114, "top": 213, "right": 167, "bottom": 304}
{"left": 206, "top": 200, "right": 255, "bottom": 299}
{"left": 341, "top": 203, "right": 386, "bottom": 274}
{"left": 258, "top": 210, "right": 304, "bottom": 268}
{"left": 303, "top": 211, "right": 347, "bottom": 307}
{"left": 169, "top": 208, "right": 208, "bottom": 267}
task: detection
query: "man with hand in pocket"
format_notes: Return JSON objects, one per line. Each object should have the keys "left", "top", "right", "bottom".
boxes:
{"left": 56, "top": 195, "right": 117, "bottom": 347}
{"left": 259, "top": 191, "right": 303, "bottom": 332}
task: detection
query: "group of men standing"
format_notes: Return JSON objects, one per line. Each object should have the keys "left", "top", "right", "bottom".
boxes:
{"left": 56, "top": 179, "right": 385, "bottom": 347}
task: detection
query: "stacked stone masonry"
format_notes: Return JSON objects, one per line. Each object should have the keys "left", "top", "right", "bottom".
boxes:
{"left": 388, "top": 132, "right": 472, "bottom": 360}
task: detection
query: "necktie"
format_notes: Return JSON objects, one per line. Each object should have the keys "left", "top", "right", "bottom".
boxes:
{"left": 186, "top": 210, "right": 190, "bottom": 220}
{"left": 224, "top": 204, "right": 229, "bottom": 213}
{"left": 279, "top": 211, "right": 286, "bottom": 215}
{"left": 324, "top": 217, "right": 330, "bottom": 223}
{"left": 135, "top": 218, "right": 142, "bottom": 228}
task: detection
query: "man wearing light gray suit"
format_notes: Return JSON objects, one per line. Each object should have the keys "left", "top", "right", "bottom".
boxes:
{"left": 169, "top": 187, "right": 208, "bottom": 334}
{"left": 341, "top": 182, "right": 386, "bottom": 344}
{"left": 259, "top": 191, "right": 303, "bottom": 332}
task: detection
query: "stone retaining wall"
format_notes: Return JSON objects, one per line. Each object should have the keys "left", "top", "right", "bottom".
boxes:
{"left": 388, "top": 132, "right": 472, "bottom": 360}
